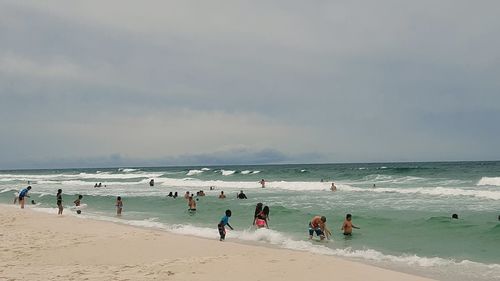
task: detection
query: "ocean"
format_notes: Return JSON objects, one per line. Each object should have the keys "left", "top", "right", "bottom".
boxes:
{"left": 1, "top": 162, "right": 499, "bottom": 281}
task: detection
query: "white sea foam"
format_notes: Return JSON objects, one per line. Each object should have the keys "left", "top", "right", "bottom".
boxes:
{"left": 0, "top": 187, "right": 17, "bottom": 193}
{"left": 477, "top": 177, "right": 500, "bottom": 187}
{"left": 241, "top": 170, "right": 251, "bottom": 175}
{"left": 300, "top": 169, "right": 307, "bottom": 172}
{"left": 252, "top": 171, "right": 261, "bottom": 174}
{"left": 221, "top": 170, "right": 235, "bottom": 176}
{"left": 186, "top": 170, "right": 204, "bottom": 176}
{"left": 201, "top": 168, "right": 211, "bottom": 171}
{"left": 56, "top": 212, "right": 500, "bottom": 278}
{"left": 118, "top": 168, "right": 139, "bottom": 172}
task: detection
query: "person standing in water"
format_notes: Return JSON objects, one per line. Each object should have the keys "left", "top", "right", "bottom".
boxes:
{"left": 188, "top": 195, "right": 197, "bottom": 212}
{"left": 218, "top": 191, "right": 226, "bottom": 199}
{"left": 116, "top": 196, "right": 123, "bottom": 216}
{"left": 56, "top": 189, "right": 63, "bottom": 215}
{"left": 218, "top": 209, "right": 234, "bottom": 241}
{"left": 260, "top": 179, "right": 266, "bottom": 188}
{"left": 255, "top": 206, "right": 270, "bottom": 228}
{"left": 330, "top": 182, "right": 337, "bottom": 191}
{"left": 341, "top": 214, "right": 360, "bottom": 236}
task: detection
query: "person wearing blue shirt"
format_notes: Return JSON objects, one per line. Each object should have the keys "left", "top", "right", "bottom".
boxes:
{"left": 218, "top": 210, "right": 234, "bottom": 241}
{"left": 18, "top": 186, "right": 31, "bottom": 209}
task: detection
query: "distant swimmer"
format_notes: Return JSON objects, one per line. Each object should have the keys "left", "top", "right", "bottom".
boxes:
{"left": 219, "top": 191, "right": 226, "bottom": 199}
{"left": 149, "top": 179, "right": 154, "bottom": 187}
{"left": 18, "top": 186, "right": 31, "bottom": 209}
{"left": 184, "top": 191, "right": 190, "bottom": 199}
{"left": 372, "top": 184, "right": 376, "bottom": 188}
{"left": 260, "top": 179, "right": 266, "bottom": 188}
{"left": 308, "top": 216, "right": 330, "bottom": 240}
{"left": 173, "top": 192, "right": 178, "bottom": 198}
{"left": 31, "top": 200, "right": 36, "bottom": 205}
{"left": 452, "top": 214, "right": 458, "bottom": 219}
{"left": 168, "top": 192, "right": 173, "bottom": 197}
{"left": 56, "top": 189, "right": 63, "bottom": 215}
{"left": 341, "top": 214, "right": 360, "bottom": 236}
{"left": 330, "top": 182, "right": 337, "bottom": 191}
{"left": 218, "top": 209, "right": 234, "bottom": 241}
{"left": 116, "top": 196, "right": 123, "bottom": 216}
{"left": 237, "top": 190, "right": 248, "bottom": 199}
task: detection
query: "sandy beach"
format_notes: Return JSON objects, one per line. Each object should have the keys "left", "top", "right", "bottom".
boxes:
{"left": 0, "top": 204, "right": 435, "bottom": 281}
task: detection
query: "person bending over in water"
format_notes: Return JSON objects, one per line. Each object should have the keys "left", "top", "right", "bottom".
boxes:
{"left": 17, "top": 186, "right": 32, "bottom": 208}
{"left": 341, "top": 214, "right": 360, "bottom": 236}
{"left": 308, "top": 216, "right": 330, "bottom": 240}
{"left": 218, "top": 209, "right": 234, "bottom": 241}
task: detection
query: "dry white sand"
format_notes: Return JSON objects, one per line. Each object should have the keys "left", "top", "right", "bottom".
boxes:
{"left": 0, "top": 204, "right": 435, "bottom": 281}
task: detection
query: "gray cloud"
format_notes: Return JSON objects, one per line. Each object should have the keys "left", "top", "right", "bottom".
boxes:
{"left": 1, "top": 1, "right": 499, "bottom": 169}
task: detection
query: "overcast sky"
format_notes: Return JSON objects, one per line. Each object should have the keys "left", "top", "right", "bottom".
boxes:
{"left": 1, "top": 0, "right": 499, "bottom": 169}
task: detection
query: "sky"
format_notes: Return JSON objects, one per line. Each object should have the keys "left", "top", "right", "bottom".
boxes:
{"left": 1, "top": 0, "right": 499, "bottom": 169}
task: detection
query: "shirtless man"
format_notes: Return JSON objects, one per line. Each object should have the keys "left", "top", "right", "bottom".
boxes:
{"left": 218, "top": 191, "right": 226, "bottom": 199}
{"left": 308, "top": 215, "right": 330, "bottom": 240}
{"left": 188, "top": 195, "right": 197, "bottom": 211}
{"left": 260, "top": 179, "right": 265, "bottom": 188}
{"left": 341, "top": 214, "right": 360, "bottom": 236}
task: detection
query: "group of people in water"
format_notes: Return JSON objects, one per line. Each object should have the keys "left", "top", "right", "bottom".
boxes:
{"left": 15, "top": 179, "right": 492, "bottom": 242}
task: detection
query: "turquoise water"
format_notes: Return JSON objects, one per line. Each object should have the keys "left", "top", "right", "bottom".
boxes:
{"left": 1, "top": 162, "right": 499, "bottom": 280}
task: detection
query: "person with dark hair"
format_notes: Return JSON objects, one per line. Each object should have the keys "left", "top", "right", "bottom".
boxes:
{"left": 56, "top": 189, "right": 63, "bottom": 215}
{"left": 308, "top": 215, "right": 330, "bottom": 240}
{"left": 173, "top": 192, "right": 178, "bottom": 199}
{"left": 116, "top": 196, "right": 123, "bottom": 216}
{"left": 255, "top": 205, "right": 270, "bottom": 228}
{"left": 218, "top": 209, "right": 234, "bottom": 241}
{"left": 253, "top": 203, "right": 263, "bottom": 225}
{"left": 237, "top": 190, "right": 247, "bottom": 199}
{"left": 149, "top": 179, "right": 154, "bottom": 187}
{"left": 188, "top": 195, "right": 197, "bottom": 212}
{"left": 260, "top": 179, "right": 265, "bottom": 188}
{"left": 341, "top": 214, "right": 360, "bottom": 236}
{"left": 18, "top": 186, "right": 32, "bottom": 209}
{"left": 74, "top": 195, "right": 83, "bottom": 207}
{"left": 452, "top": 214, "right": 458, "bottom": 219}
{"left": 167, "top": 192, "right": 173, "bottom": 197}
{"left": 218, "top": 191, "right": 226, "bottom": 199}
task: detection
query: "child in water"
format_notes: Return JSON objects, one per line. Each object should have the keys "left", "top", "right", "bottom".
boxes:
{"left": 218, "top": 210, "right": 234, "bottom": 241}
{"left": 116, "top": 196, "right": 123, "bottom": 216}
{"left": 341, "top": 214, "right": 360, "bottom": 236}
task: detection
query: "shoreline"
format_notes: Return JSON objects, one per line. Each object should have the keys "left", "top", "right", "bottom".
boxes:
{"left": 0, "top": 204, "right": 435, "bottom": 281}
